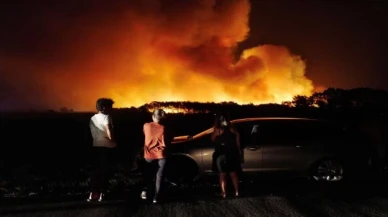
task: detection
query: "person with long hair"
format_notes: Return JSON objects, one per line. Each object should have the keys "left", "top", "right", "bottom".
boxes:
{"left": 87, "top": 98, "right": 116, "bottom": 202}
{"left": 141, "top": 108, "right": 171, "bottom": 203}
{"left": 211, "top": 113, "right": 241, "bottom": 198}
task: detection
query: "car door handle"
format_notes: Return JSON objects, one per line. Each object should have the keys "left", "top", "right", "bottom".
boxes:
{"left": 296, "top": 145, "right": 304, "bottom": 148}
{"left": 247, "top": 146, "right": 261, "bottom": 151}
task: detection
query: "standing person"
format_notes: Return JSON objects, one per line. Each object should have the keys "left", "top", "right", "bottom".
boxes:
{"left": 211, "top": 113, "right": 241, "bottom": 198}
{"left": 141, "top": 108, "right": 170, "bottom": 204}
{"left": 87, "top": 98, "right": 116, "bottom": 202}
{"left": 360, "top": 113, "right": 387, "bottom": 174}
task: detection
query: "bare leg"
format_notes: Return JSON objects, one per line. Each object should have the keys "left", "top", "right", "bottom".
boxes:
{"left": 219, "top": 173, "right": 227, "bottom": 198}
{"left": 230, "top": 172, "right": 239, "bottom": 196}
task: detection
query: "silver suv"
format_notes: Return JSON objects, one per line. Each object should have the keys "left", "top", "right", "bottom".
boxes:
{"left": 148, "top": 117, "right": 370, "bottom": 185}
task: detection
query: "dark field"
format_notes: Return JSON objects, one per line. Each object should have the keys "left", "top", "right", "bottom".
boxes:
{"left": 2, "top": 177, "right": 388, "bottom": 217}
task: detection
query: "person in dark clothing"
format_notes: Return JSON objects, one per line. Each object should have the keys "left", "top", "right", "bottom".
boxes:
{"left": 359, "top": 113, "right": 387, "bottom": 174}
{"left": 211, "top": 113, "right": 241, "bottom": 198}
{"left": 87, "top": 98, "right": 116, "bottom": 202}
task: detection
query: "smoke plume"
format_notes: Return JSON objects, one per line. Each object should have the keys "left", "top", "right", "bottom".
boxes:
{"left": 0, "top": 0, "right": 314, "bottom": 111}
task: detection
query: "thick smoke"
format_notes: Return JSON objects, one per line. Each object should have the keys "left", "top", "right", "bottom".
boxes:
{"left": 0, "top": 0, "right": 313, "bottom": 111}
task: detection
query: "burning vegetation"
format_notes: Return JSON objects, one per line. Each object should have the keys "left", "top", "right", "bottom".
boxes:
{"left": 0, "top": 0, "right": 314, "bottom": 111}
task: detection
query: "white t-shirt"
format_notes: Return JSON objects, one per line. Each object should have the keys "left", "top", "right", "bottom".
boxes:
{"left": 90, "top": 113, "right": 116, "bottom": 148}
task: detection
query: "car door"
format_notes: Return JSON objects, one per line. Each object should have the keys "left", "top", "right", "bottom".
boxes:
{"left": 258, "top": 120, "right": 313, "bottom": 172}
{"left": 195, "top": 131, "right": 215, "bottom": 173}
{"left": 234, "top": 122, "right": 263, "bottom": 172}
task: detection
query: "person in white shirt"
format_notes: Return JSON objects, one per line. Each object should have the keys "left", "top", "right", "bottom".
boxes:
{"left": 87, "top": 98, "right": 116, "bottom": 202}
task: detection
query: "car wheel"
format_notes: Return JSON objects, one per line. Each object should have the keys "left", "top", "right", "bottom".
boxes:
{"left": 165, "top": 156, "right": 198, "bottom": 187}
{"left": 312, "top": 159, "right": 344, "bottom": 182}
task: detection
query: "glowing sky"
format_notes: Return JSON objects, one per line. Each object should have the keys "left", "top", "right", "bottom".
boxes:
{"left": 0, "top": 1, "right": 386, "bottom": 111}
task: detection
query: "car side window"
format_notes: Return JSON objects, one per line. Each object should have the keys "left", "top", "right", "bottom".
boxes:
{"left": 234, "top": 122, "right": 261, "bottom": 147}
{"left": 301, "top": 121, "right": 346, "bottom": 142}
{"left": 253, "top": 120, "right": 313, "bottom": 146}
{"left": 254, "top": 121, "right": 286, "bottom": 145}
{"left": 236, "top": 120, "right": 348, "bottom": 147}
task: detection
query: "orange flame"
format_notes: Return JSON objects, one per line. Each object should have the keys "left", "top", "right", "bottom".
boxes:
{"left": 0, "top": 0, "right": 314, "bottom": 111}
{"left": 147, "top": 106, "right": 189, "bottom": 114}
{"left": 112, "top": 43, "right": 314, "bottom": 111}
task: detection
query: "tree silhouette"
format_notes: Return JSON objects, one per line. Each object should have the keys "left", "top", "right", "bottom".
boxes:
{"left": 309, "top": 92, "right": 328, "bottom": 108}
{"left": 292, "top": 95, "right": 311, "bottom": 108}
{"left": 285, "top": 87, "right": 388, "bottom": 112}
{"left": 59, "top": 107, "right": 73, "bottom": 113}
{"left": 111, "top": 87, "right": 388, "bottom": 116}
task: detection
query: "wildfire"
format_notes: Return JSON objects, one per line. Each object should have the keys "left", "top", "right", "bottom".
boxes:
{"left": 109, "top": 43, "right": 314, "bottom": 110}
{"left": 0, "top": 0, "right": 314, "bottom": 111}
{"left": 147, "top": 106, "right": 188, "bottom": 114}
{"left": 143, "top": 102, "right": 195, "bottom": 114}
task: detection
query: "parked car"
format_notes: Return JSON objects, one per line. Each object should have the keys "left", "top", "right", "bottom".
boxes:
{"left": 137, "top": 117, "right": 371, "bottom": 185}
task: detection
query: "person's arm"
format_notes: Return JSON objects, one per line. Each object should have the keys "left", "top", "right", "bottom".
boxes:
{"left": 211, "top": 127, "right": 219, "bottom": 142}
{"left": 104, "top": 115, "right": 114, "bottom": 141}
{"left": 187, "top": 126, "right": 215, "bottom": 140}
{"left": 142, "top": 123, "right": 147, "bottom": 152}
{"left": 207, "top": 127, "right": 215, "bottom": 134}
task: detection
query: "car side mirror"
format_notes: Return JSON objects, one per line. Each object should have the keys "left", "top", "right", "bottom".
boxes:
{"left": 251, "top": 124, "right": 259, "bottom": 134}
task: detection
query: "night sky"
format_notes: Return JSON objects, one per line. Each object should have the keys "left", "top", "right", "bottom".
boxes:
{"left": 240, "top": 1, "right": 387, "bottom": 90}
{"left": 0, "top": 0, "right": 387, "bottom": 111}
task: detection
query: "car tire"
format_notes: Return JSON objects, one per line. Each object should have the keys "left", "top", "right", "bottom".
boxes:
{"left": 165, "top": 155, "right": 199, "bottom": 187}
{"left": 312, "top": 158, "right": 344, "bottom": 183}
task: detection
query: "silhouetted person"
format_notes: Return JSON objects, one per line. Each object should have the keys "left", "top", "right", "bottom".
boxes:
{"left": 211, "top": 113, "right": 241, "bottom": 198}
{"left": 141, "top": 108, "right": 168, "bottom": 204}
{"left": 87, "top": 98, "right": 116, "bottom": 202}
{"left": 360, "top": 113, "right": 387, "bottom": 174}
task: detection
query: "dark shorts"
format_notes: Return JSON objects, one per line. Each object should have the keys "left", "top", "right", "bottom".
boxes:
{"left": 213, "top": 154, "right": 241, "bottom": 173}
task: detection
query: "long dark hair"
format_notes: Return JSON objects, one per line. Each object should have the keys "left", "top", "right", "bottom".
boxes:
{"left": 214, "top": 113, "right": 231, "bottom": 129}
